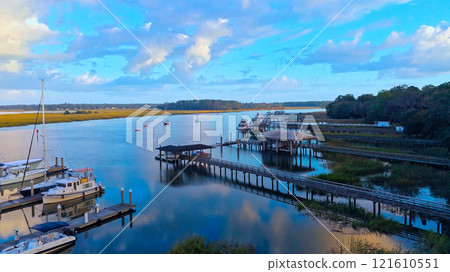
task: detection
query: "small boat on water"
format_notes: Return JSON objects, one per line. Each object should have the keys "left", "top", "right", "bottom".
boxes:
{"left": 20, "top": 168, "right": 92, "bottom": 197}
{"left": 0, "top": 165, "right": 45, "bottom": 186}
{"left": 1, "top": 222, "right": 76, "bottom": 254}
{"left": 1, "top": 158, "right": 43, "bottom": 170}
{"left": 42, "top": 168, "right": 104, "bottom": 204}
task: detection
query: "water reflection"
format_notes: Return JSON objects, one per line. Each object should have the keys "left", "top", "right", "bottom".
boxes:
{"left": 0, "top": 110, "right": 419, "bottom": 253}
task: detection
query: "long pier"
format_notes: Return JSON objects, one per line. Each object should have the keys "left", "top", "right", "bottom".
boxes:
{"left": 313, "top": 145, "right": 450, "bottom": 168}
{"left": 207, "top": 171, "right": 423, "bottom": 241}
{"left": 181, "top": 156, "right": 450, "bottom": 221}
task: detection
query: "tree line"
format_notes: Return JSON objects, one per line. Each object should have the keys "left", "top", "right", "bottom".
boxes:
{"left": 0, "top": 100, "right": 327, "bottom": 111}
{"left": 326, "top": 82, "right": 450, "bottom": 147}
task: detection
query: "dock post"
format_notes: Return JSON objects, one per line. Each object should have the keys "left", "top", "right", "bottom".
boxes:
{"left": 129, "top": 189, "right": 133, "bottom": 207}
{"left": 404, "top": 210, "right": 407, "bottom": 225}
{"left": 378, "top": 202, "right": 381, "bottom": 216}
{"left": 331, "top": 193, "right": 334, "bottom": 204}
{"left": 256, "top": 176, "right": 258, "bottom": 186}
{"left": 121, "top": 187, "right": 124, "bottom": 205}
{"left": 61, "top": 157, "right": 64, "bottom": 167}
{"left": 57, "top": 204, "right": 61, "bottom": 221}
{"left": 311, "top": 190, "right": 314, "bottom": 200}
{"left": 271, "top": 178, "right": 274, "bottom": 190}
{"left": 348, "top": 197, "right": 351, "bottom": 207}
{"left": 326, "top": 194, "right": 329, "bottom": 203}
{"left": 55, "top": 157, "right": 58, "bottom": 166}
{"left": 84, "top": 212, "right": 88, "bottom": 223}
{"left": 306, "top": 188, "right": 309, "bottom": 199}
{"left": 244, "top": 172, "right": 246, "bottom": 183}
{"left": 30, "top": 180, "right": 34, "bottom": 197}
{"left": 353, "top": 197, "right": 356, "bottom": 207}
{"left": 235, "top": 170, "right": 237, "bottom": 180}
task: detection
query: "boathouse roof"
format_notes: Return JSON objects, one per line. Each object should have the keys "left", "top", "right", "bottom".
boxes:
{"left": 156, "top": 144, "right": 215, "bottom": 153}
{"left": 261, "top": 129, "right": 317, "bottom": 141}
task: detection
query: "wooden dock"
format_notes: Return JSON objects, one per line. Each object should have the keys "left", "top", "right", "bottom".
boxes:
{"left": 0, "top": 194, "right": 43, "bottom": 213}
{"left": 183, "top": 156, "right": 450, "bottom": 220}
{"left": 314, "top": 145, "right": 450, "bottom": 168}
{"left": 212, "top": 173, "right": 423, "bottom": 241}
{"left": 0, "top": 202, "right": 135, "bottom": 252}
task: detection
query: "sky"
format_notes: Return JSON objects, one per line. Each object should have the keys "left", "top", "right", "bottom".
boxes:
{"left": 0, "top": 0, "right": 449, "bottom": 105}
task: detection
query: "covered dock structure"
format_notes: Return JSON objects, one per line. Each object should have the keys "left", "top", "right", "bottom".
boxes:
{"left": 155, "top": 144, "right": 215, "bottom": 164}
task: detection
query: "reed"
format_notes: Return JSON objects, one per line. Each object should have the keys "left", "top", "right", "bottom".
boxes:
{"left": 169, "top": 234, "right": 256, "bottom": 254}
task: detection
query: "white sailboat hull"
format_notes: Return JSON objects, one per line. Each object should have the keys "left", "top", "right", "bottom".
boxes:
{"left": 0, "top": 169, "right": 45, "bottom": 186}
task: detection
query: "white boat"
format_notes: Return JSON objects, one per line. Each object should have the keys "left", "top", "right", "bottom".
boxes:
{"left": 0, "top": 165, "right": 45, "bottom": 186}
{"left": 2, "top": 158, "right": 43, "bottom": 170}
{"left": 42, "top": 168, "right": 104, "bottom": 204}
{"left": 1, "top": 222, "right": 76, "bottom": 254}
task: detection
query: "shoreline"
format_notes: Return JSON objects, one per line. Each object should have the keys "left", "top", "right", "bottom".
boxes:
{"left": 0, "top": 107, "right": 324, "bottom": 128}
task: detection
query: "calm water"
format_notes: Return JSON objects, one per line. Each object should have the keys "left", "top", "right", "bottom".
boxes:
{"left": 0, "top": 109, "right": 415, "bottom": 253}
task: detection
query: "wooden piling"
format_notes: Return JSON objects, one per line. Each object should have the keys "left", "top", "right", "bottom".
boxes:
{"left": 57, "top": 204, "right": 61, "bottom": 221}
{"left": 129, "top": 189, "right": 133, "bottom": 207}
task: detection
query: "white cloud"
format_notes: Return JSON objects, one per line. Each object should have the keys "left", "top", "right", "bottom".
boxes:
{"left": 142, "top": 22, "right": 152, "bottom": 31}
{"left": 292, "top": 0, "right": 411, "bottom": 23}
{"left": 105, "top": 27, "right": 121, "bottom": 34}
{"left": 75, "top": 71, "right": 109, "bottom": 85}
{"left": 0, "top": 89, "right": 38, "bottom": 104}
{"left": 0, "top": 1, "right": 57, "bottom": 74}
{"left": 370, "top": 21, "right": 450, "bottom": 77}
{"left": 186, "top": 18, "right": 232, "bottom": 66}
{"left": 0, "top": 60, "right": 22, "bottom": 73}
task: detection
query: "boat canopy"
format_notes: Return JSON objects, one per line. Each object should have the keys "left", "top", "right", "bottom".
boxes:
{"left": 72, "top": 168, "right": 93, "bottom": 173}
{"left": 31, "top": 222, "right": 69, "bottom": 232}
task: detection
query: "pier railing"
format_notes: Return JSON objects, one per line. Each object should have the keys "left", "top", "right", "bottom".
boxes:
{"left": 189, "top": 156, "right": 450, "bottom": 220}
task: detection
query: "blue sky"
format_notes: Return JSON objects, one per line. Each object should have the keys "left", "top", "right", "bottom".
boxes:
{"left": 0, "top": 0, "right": 449, "bottom": 105}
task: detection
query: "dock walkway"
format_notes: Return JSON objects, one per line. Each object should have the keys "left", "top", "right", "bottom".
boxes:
{"left": 0, "top": 194, "right": 43, "bottom": 213}
{"left": 185, "top": 156, "right": 450, "bottom": 220}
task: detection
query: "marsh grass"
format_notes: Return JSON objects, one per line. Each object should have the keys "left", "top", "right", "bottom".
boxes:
{"left": 416, "top": 231, "right": 450, "bottom": 254}
{"left": 297, "top": 199, "right": 404, "bottom": 234}
{"left": 331, "top": 237, "right": 402, "bottom": 254}
{"left": 317, "top": 153, "right": 386, "bottom": 186}
{"left": 170, "top": 234, "right": 256, "bottom": 254}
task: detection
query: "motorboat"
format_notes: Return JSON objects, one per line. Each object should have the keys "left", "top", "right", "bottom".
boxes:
{"left": 1, "top": 222, "right": 76, "bottom": 254}
{"left": 42, "top": 168, "right": 104, "bottom": 204}
{"left": 19, "top": 176, "right": 58, "bottom": 197}
{"left": 20, "top": 168, "right": 94, "bottom": 197}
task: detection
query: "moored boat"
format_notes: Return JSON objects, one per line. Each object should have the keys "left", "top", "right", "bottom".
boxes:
{"left": 42, "top": 168, "right": 104, "bottom": 204}
{"left": 1, "top": 222, "right": 76, "bottom": 254}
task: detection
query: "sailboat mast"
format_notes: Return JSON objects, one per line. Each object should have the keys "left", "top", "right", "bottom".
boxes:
{"left": 41, "top": 79, "right": 47, "bottom": 181}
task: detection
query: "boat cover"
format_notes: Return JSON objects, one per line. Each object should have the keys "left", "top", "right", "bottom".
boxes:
{"left": 31, "top": 222, "right": 69, "bottom": 232}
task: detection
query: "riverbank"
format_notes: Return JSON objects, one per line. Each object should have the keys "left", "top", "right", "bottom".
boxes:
{"left": 0, "top": 107, "right": 322, "bottom": 128}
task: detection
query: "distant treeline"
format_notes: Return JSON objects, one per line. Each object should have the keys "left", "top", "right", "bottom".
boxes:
{"left": 326, "top": 82, "right": 450, "bottom": 147}
{"left": 0, "top": 100, "right": 328, "bottom": 111}
{"left": 0, "top": 103, "right": 158, "bottom": 111}
{"left": 162, "top": 100, "right": 328, "bottom": 110}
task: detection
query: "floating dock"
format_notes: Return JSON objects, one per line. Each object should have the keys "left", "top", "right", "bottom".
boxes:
{"left": 0, "top": 202, "right": 136, "bottom": 252}
{"left": 0, "top": 194, "right": 43, "bottom": 213}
